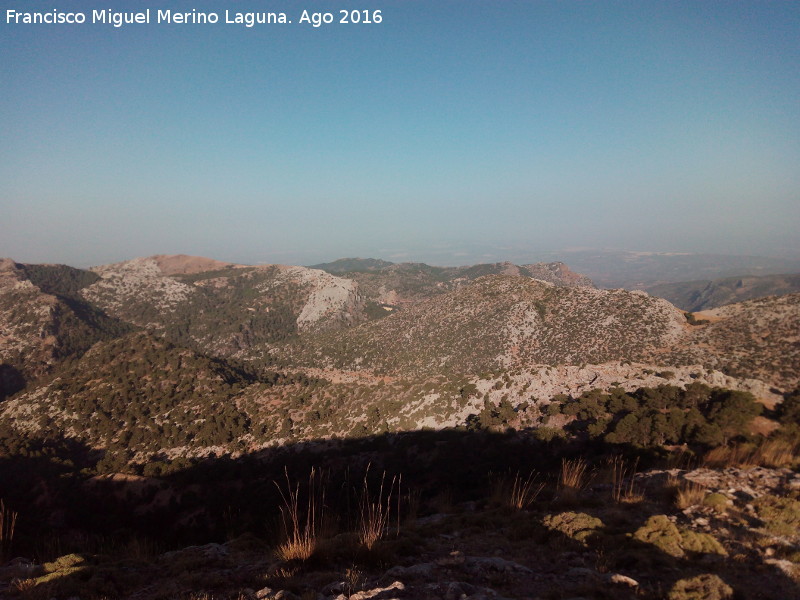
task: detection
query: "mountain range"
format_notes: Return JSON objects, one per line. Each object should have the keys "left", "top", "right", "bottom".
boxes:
{"left": 1, "top": 253, "right": 797, "bottom": 464}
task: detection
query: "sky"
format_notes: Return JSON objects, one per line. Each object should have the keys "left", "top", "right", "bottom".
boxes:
{"left": 2, "top": 1, "right": 799, "bottom": 267}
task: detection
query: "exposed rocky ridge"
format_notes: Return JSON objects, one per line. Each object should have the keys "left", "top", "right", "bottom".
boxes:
{"left": 40, "top": 255, "right": 597, "bottom": 363}
{"left": 646, "top": 272, "right": 800, "bottom": 311}
{"left": 521, "top": 261, "right": 594, "bottom": 288}
{"left": 281, "top": 277, "right": 798, "bottom": 391}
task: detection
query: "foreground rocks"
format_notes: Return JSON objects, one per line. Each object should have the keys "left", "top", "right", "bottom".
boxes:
{"left": 2, "top": 464, "right": 799, "bottom": 600}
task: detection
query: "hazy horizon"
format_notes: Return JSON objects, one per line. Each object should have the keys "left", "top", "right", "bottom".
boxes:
{"left": 3, "top": 1, "right": 799, "bottom": 267}
{"left": 6, "top": 245, "right": 800, "bottom": 276}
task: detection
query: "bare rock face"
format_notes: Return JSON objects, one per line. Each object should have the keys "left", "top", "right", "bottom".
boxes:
{"left": 277, "top": 267, "right": 364, "bottom": 332}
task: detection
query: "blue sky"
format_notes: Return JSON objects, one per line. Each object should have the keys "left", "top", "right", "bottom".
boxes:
{"left": 2, "top": 1, "right": 799, "bottom": 267}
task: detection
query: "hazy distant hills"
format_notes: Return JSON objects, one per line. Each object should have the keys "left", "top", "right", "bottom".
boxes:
{"left": 311, "top": 257, "right": 595, "bottom": 288}
{"left": 645, "top": 272, "right": 800, "bottom": 311}
{"left": 312, "top": 250, "right": 800, "bottom": 293}
{"left": 538, "top": 249, "right": 800, "bottom": 289}
{"left": 310, "top": 257, "right": 395, "bottom": 273}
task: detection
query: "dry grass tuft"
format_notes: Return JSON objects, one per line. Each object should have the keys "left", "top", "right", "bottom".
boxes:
{"left": 703, "top": 444, "right": 756, "bottom": 468}
{"left": 344, "top": 565, "right": 365, "bottom": 597}
{"left": 1, "top": 498, "right": 17, "bottom": 562}
{"left": 703, "top": 439, "right": 797, "bottom": 469}
{"left": 358, "top": 468, "right": 399, "bottom": 550}
{"left": 754, "top": 439, "right": 797, "bottom": 468}
{"left": 492, "top": 471, "right": 545, "bottom": 510}
{"left": 674, "top": 480, "right": 707, "bottom": 509}
{"left": 609, "top": 456, "right": 644, "bottom": 504}
{"left": 559, "top": 458, "right": 589, "bottom": 503}
{"left": 274, "top": 468, "right": 324, "bottom": 562}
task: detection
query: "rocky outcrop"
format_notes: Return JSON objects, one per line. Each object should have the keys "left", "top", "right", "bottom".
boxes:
{"left": 83, "top": 256, "right": 196, "bottom": 320}
{"left": 277, "top": 267, "right": 364, "bottom": 331}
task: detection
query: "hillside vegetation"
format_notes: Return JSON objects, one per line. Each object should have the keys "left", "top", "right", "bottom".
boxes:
{"left": 287, "top": 276, "right": 685, "bottom": 376}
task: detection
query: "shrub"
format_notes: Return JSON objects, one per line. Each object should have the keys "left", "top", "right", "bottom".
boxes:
{"left": 533, "top": 426, "right": 566, "bottom": 442}
{"left": 753, "top": 495, "right": 800, "bottom": 537}
{"left": 703, "top": 493, "right": 730, "bottom": 512}
{"left": 633, "top": 515, "right": 726, "bottom": 558}
{"left": 633, "top": 515, "right": 684, "bottom": 558}
{"left": 668, "top": 574, "right": 733, "bottom": 600}
{"left": 705, "top": 390, "right": 763, "bottom": 441}
{"left": 684, "top": 312, "right": 710, "bottom": 327}
{"left": 777, "top": 389, "right": 800, "bottom": 424}
{"left": 680, "top": 529, "right": 727, "bottom": 556}
{"left": 542, "top": 512, "right": 604, "bottom": 545}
